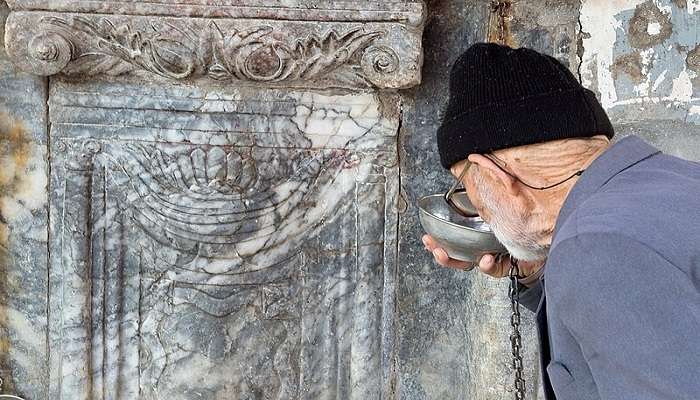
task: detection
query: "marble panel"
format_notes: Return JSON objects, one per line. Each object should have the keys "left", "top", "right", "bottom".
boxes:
{"left": 45, "top": 79, "right": 401, "bottom": 399}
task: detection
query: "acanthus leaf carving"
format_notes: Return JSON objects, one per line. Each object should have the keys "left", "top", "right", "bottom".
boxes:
{"left": 5, "top": 12, "right": 419, "bottom": 88}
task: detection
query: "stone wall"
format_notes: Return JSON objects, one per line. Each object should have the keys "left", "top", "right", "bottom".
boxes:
{"left": 398, "top": 1, "right": 698, "bottom": 399}
{"left": 0, "top": 1, "right": 697, "bottom": 399}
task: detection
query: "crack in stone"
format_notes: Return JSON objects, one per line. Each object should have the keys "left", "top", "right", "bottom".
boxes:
{"left": 576, "top": 0, "right": 585, "bottom": 83}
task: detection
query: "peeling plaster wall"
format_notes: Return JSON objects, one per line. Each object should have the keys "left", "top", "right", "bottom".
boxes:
{"left": 580, "top": 0, "right": 700, "bottom": 159}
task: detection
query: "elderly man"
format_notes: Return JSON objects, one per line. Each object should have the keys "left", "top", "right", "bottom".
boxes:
{"left": 422, "top": 43, "right": 700, "bottom": 399}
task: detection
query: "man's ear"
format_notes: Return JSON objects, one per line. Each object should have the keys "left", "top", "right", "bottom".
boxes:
{"left": 450, "top": 159, "right": 470, "bottom": 178}
{"left": 467, "top": 154, "right": 519, "bottom": 196}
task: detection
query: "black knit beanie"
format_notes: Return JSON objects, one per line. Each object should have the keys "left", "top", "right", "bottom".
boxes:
{"left": 436, "top": 42, "right": 614, "bottom": 170}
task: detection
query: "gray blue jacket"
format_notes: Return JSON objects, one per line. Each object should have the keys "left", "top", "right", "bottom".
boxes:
{"left": 519, "top": 135, "right": 700, "bottom": 399}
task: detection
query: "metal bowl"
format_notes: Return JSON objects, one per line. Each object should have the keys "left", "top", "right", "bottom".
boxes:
{"left": 417, "top": 192, "right": 507, "bottom": 262}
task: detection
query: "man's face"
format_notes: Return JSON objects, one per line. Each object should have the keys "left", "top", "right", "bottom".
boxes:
{"left": 450, "top": 158, "right": 548, "bottom": 262}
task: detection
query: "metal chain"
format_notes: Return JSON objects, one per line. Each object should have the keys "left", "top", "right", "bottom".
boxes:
{"left": 489, "top": 0, "right": 512, "bottom": 44}
{"left": 508, "top": 257, "right": 526, "bottom": 400}
{"left": 485, "top": 2, "right": 527, "bottom": 397}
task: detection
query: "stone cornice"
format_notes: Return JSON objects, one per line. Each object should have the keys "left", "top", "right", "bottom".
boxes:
{"left": 3, "top": 1, "right": 426, "bottom": 89}
{"left": 7, "top": 1, "right": 426, "bottom": 26}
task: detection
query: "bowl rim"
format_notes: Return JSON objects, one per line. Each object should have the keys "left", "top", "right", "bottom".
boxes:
{"left": 417, "top": 193, "right": 493, "bottom": 233}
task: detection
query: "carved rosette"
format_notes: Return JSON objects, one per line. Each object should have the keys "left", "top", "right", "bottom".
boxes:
{"left": 56, "top": 139, "right": 101, "bottom": 171}
{"left": 4, "top": 11, "right": 424, "bottom": 89}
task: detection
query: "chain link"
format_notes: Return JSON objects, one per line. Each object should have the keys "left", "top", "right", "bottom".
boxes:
{"left": 486, "top": 2, "right": 527, "bottom": 397}
{"left": 489, "top": 0, "right": 512, "bottom": 44}
{"left": 508, "top": 257, "right": 526, "bottom": 400}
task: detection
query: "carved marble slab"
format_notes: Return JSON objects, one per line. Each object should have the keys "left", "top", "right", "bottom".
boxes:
{"left": 7, "top": 0, "right": 425, "bottom": 25}
{"left": 4, "top": 1, "right": 425, "bottom": 89}
{"left": 47, "top": 78, "right": 400, "bottom": 399}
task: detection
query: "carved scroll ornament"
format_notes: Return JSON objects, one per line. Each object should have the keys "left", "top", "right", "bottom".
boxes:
{"left": 4, "top": 12, "right": 423, "bottom": 88}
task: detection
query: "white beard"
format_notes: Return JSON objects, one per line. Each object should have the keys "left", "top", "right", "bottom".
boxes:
{"left": 490, "top": 224, "right": 547, "bottom": 262}
{"left": 472, "top": 172, "right": 549, "bottom": 262}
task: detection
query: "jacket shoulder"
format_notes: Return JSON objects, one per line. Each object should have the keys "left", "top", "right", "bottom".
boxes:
{"left": 553, "top": 156, "right": 700, "bottom": 271}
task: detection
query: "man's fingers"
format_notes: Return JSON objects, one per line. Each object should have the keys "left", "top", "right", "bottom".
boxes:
{"left": 422, "top": 234, "right": 437, "bottom": 251}
{"left": 422, "top": 234, "right": 474, "bottom": 271}
{"left": 478, "top": 253, "right": 495, "bottom": 273}
{"left": 432, "top": 248, "right": 473, "bottom": 270}
{"left": 421, "top": 234, "right": 430, "bottom": 249}
{"left": 432, "top": 248, "right": 450, "bottom": 264}
{"left": 478, "top": 253, "right": 509, "bottom": 277}
{"left": 427, "top": 243, "right": 542, "bottom": 278}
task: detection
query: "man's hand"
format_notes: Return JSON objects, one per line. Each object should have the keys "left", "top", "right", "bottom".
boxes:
{"left": 421, "top": 234, "right": 544, "bottom": 278}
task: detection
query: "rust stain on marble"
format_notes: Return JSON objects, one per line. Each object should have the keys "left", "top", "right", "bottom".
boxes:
{"left": 487, "top": 0, "right": 516, "bottom": 48}
{"left": 611, "top": 52, "right": 644, "bottom": 82}
{"left": 0, "top": 112, "right": 33, "bottom": 247}
{"left": 0, "top": 113, "right": 31, "bottom": 187}
{"left": 628, "top": 1, "right": 673, "bottom": 49}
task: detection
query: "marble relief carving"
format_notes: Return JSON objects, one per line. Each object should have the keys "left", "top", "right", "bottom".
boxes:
{"left": 4, "top": 1, "right": 424, "bottom": 89}
{"left": 3, "top": 1, "right": 423, "bottom": 398}
{"left": 46, "top": 80, "right": 401, "bottom": 399}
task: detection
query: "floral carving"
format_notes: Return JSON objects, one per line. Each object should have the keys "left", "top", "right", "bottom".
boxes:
{"left": 36, "top": 15, "right": 392, "bottom": 86}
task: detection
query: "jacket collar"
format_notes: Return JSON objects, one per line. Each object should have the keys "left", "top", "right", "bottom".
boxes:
{"left": 552, "top": 135, "right": 662, "bottom": 239}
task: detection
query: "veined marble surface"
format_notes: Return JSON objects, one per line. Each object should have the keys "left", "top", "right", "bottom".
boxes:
{"left": 45, "top": 78, "right": 400, "bottom": 400}
{"left": 0, "top": 2, "right": 49, "bottom": 398}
